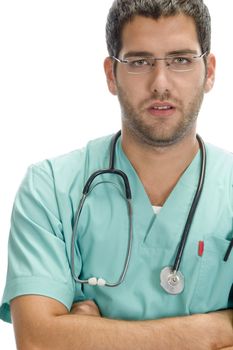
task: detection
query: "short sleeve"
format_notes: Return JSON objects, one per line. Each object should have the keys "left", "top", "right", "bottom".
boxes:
{"left": 0, "top": 164, "right": 75, "bottom": 323}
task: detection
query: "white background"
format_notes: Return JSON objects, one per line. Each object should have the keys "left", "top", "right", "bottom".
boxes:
{"left": 0, "top": 1, "right": 232, "bottom": 348}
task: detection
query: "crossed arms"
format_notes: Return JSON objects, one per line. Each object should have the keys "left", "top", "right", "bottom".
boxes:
{"left": 11, "top": 296, "right": 233, "bottom": 350}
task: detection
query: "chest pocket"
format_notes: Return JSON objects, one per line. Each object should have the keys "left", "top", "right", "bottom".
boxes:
{"left": 190, "top": 236, "right": 233, "bottom": 313}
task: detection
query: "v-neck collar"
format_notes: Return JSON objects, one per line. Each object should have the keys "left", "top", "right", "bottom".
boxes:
{"left": 115, "top": 137, "right": 202, "bottom": 244}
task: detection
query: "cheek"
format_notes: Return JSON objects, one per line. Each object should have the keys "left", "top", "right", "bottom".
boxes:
{"left": 179, "top": 74, "right": 205, "bottom": 99}
{"left": 117, "top": 75, "right": 144, "bottom": 103}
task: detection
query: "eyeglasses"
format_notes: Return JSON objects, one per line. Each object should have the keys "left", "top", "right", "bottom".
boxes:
{"left": 112, "top": 52, "right": 207, "bottom": 74}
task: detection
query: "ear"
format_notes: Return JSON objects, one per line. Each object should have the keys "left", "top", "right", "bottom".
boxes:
{"left": 204, "top": 53, "right": 216, "bottom": 93}
{"left": 104, "top": 57, "right": 117, "bottom": 95}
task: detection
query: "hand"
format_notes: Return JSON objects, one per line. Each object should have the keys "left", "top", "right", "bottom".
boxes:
{"left": 70, "top": 300, "right": 101, "bottom": 317}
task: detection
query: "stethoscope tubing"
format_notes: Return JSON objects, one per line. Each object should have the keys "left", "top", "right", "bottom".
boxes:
{"left": 71, "top": 194, "right": 133, "bottom": 287}
{"left": 71, "top": 131, "right": 133, "bottom": 286}
{"left": 172, "top": 134, "right": 206, "bottom": 273}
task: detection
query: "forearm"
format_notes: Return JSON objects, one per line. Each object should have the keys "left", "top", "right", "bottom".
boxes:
{"left": 22, "top": 310, "right": 233, "bottom": 350}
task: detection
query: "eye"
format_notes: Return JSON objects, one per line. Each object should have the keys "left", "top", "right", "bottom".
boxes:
{"left": 171, "top": 56, "right": 193, "bottom": 65}
{"left": 128, "top": 58, "right": 150, "bottom": 67}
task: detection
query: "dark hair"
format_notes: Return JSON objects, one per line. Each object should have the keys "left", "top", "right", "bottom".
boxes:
{"left": 106, "top": 0, "right": 211, "bottom": 58}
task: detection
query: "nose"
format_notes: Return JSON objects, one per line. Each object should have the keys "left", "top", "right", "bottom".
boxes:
{"left": 148, "top": 60, "right": 173, "bottom": 94}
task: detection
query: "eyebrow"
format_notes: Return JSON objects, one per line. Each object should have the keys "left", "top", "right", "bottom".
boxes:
{"left": 122, "top": 49, "right": 199, "bottom": 59}
{"left": 167, "top": 49, "right": 200, "bottom": 56}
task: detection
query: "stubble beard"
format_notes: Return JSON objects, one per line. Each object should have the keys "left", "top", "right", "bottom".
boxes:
{"left": 117, "top": 84, "right": 205, "bottom": 148}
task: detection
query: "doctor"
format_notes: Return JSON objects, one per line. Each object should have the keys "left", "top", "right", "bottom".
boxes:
{"left": 1, "top": 0, "right": 233, "bottom": 349}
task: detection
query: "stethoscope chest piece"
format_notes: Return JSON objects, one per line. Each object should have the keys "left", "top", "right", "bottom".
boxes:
{"left": 160, "top": 266, "right": 185, "bottom": 295}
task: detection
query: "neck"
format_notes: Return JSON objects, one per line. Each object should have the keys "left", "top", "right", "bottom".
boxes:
{"left": 121, "top": 127, "right": 199, "bottom": 206}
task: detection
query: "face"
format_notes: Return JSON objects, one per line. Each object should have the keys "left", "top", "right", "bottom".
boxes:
{"left": 104, "top": 14, "right": 216, "bottom": 147}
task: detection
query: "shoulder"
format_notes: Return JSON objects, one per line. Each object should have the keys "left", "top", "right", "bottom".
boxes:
{"left": 205, "top": 143, "right": 233, "bottom": 206}
{"left": 19, "top": 134, "right": 114, "bottom": 197}
{"left": 206, "top": 142, "right": 233, "bottom": 159}
{"left": 29, "top": 134, "right": 113, "bottom": 179}
{"left": 206, "top": 143, "right": 233, "bottom": 173}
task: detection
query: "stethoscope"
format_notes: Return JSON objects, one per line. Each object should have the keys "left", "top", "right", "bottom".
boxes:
{"left": 71, "top": 130, "right": 207, "bottom": 294}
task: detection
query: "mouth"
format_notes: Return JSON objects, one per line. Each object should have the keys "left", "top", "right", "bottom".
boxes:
{"left": 147, "top": 101, "right": 176, "bottom": 117}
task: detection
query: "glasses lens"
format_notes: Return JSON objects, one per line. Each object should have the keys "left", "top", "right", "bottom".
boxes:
{"left": 168, "top": 54, "right": 200, "bottom": 72}
{"left": 126, "top": 57, "right": 152, "bottom": 74}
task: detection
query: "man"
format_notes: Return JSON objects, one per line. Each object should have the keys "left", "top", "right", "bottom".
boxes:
{"left": 0, "top": 0, "right": 233, "bottom": 349}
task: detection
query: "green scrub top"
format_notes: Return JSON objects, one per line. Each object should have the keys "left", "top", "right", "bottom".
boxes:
{"left": 1, "top": 134, "right": 233, "bottom": 323}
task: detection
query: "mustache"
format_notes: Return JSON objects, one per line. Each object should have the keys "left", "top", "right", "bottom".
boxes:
{"left": 140, "top": 90, "right": 180, "bottom": 108}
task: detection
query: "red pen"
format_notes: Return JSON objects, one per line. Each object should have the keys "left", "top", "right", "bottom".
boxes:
{"left": 198, "top": 241, "right": 204, "bottom": 257}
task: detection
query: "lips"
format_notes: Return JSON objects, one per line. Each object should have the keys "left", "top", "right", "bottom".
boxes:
{"left": 147, "top": 101, "right": 176, "bottom": 117}
{"left": 149, "top": 101, "right": 175, "bottom": 109}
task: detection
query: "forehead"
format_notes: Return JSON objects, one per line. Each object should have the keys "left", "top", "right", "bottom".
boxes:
{"left": 120, "top": 14, "right": 201, "bottom": 56}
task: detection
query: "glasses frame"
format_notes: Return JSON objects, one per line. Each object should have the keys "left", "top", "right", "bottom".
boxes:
{"left": 112, "top": 51, "right": 208, "bottom": 74}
